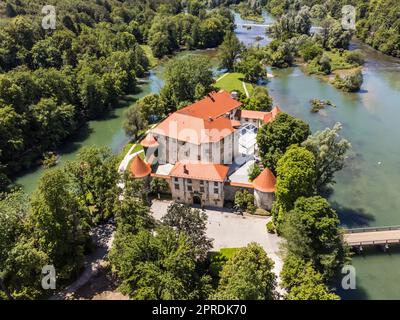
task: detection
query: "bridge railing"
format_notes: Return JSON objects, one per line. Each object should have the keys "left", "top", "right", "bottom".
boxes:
{"left": 345, "top": 225, "right": 400, "bottom": 234}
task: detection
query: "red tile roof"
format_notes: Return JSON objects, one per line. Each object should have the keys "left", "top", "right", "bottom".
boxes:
{"left": 141, "top": 134, "right": 159, "bottom": 148}
{"left": 241, "top": 106, "right": 282, "bottom": 124}
{"left": 130, "top": 155, "right": 151, "bottom": 178}
{"left": 241, "top": 110, "right": 268, "bottom": 121}
{"left": 152, "top": 91, "right": 241, "bottom": 145}
{"left": 169, "top": 162, "right": 229, "bottom": 182}
{"left": 177, "top": 91, "right": 242, "bottom": 120}
{"left": 253, "top": 168, "right": 276, "bottom": 193}
{"left": 153, "top": 112, "right": 235, "bottom": 145}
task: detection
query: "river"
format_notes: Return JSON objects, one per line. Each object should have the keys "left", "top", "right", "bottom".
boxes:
{"left": 15, "top": 11, "right": 400, "bottom": 299}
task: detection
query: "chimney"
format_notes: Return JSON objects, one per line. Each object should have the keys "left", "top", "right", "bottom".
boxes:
{"left": 183, "top": 164, "right": 189, "bottom": 175}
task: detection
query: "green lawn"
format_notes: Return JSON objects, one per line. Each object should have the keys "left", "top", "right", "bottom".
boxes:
{"left": 215, "top": 73, "right": 254, "bottom": 97}
{"left": 306, "top": 50, "right": 357, "bottom": 75}
{"left": 209, "top": 248, "right": 240, "bottom": 277}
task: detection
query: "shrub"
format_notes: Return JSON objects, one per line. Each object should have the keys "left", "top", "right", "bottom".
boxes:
{"left": 234, "top": 190, "right": 256, "bottom": 214}
{"left": 345, "top": 50, "right": 364, "bottom": 66}
{"left": 266, "top": 221, "right": 276, "bottom": 234}
{"left": 248, "top": 163, "right": 261, "bottom": 181}
{"left": 332, "top": 70, "right": 363, "bottom": 92}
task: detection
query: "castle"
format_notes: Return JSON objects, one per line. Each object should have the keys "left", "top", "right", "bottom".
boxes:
{"left": 129, "top": 90, "right": 281, "bottom": 210}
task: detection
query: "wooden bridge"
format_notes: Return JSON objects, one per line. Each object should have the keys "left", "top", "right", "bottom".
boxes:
{"left": 344, "top": 225, "right": 400, "bottom": 247}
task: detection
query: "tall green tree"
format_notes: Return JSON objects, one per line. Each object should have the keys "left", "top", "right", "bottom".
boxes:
{"left": 218, "top": 31, "right": 243, "bottom": 71}
{"left": 302, "top": 123, "right": 351, "bottom": 193}
{"left": 162, "top": 202, "right": 213, "bottom": 260}
{"left": 66, "top": 147, "right": 120, "bottom": 223}
{"left": 257, "top": 113, "right": 311, "bottom": 172}
{"left": 282, "top": 196, "right": 347, "bottom": 279}
{"left": 273, "top": 145, "right": 316, "bottom": 226}
{"left": 123, "top": 105, "right": 147, "bottom": 140}
{"left": 110, "top": 226, "right": 209, "bottom": 300}
{"left": 212, "top": 243, "right": 278, "bottom": 300}
{"left": 160, "top": 56, "right": 214, "bottom": 111}
{"left": 29, "top": 169, "right": 90, "bottom": 282}
{"left": 280, "top": 254, "right": 340, "bottom": 300}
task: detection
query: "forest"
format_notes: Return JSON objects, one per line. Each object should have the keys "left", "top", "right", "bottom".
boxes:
{"left": 0, "top": 0, "right": 233, "bottom": 191}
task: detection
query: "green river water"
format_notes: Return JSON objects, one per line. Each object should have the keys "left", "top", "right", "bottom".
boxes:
{"left": 15, "top": 11, "right": 400, "bottom": 299}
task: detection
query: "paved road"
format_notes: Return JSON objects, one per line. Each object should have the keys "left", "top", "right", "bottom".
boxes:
{"left": 151, "top": 200, "right": 284, "bottom": 283}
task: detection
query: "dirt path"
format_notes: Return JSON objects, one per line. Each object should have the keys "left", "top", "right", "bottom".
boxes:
{"left": 50, "top": 221, "right": 117, "bottom": 300}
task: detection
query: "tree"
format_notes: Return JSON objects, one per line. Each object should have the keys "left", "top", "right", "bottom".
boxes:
{"left": 162, "top": 202, "right": 213, "bottom": 260}
{"left": 212, "top": 243, "right": 278, "bottom": 300}
{"left": 109, "top": 226, "right": 208, "bottom": 300}
{"left": 318, "top": 54, "right": 332, "bottom": 75}
{"left": 282, "top": 196, "right": 346, "bottom": 279}
{"left": 29, "top": 169, "right": 90, "bottom": 282}
{"left": 257, "top": 113, "right": 311, "bottom": 172}
{"left": 66, "top": 147, "right": 120, "bottom": 223}
{"left": 136, "top": 94, "right": 166, "bottom": 123}
{"left": 160, "top": 56, "right": 214, "bottom": 111}
{"left": 0, "top": 190, "right": 29, "bottom": 299}
{"left": 218, "top": 31, "right": 243, "bottom": 71}
{"left": 300, "top": 43, "right": 323, "bottom": 62}
{"left": 234, "top": 190, "right": 255, "bottom": 214}
{"left": 123, "top": 105, "right": 147, "bottom": 140}
{"left": 294, "top": 6, "right": 312, "bottom": 35}
{"left": 332, "top": 70, "right": 364, "bottom": 92}
{"left": 235, "top": 48, "right": 267, "bottom": 83}
{"left": 280, "top": 255, "right": 340, "bottom": 300}
{"left": 273, "top": 146, "right": 316, "bottom": 227}
{"left": 248, "top": 163, "right": 261, "bottom": 181}
{"left": 150, "top": 177, "right": 170, "bottom": 197}
{"left": 302, "top": 123, "right": 351, "bottom": 192}
{"left": 187, "top": 0, "right": 206, "bottom": 17}
{"left": 241, "top": 86, "right": 273, "bottom": 111}
{"left": 113, "top": 194, "right": 155, "bottom": 236}
{"left": 30, "top": 98, "right": 76, "bottom": 150}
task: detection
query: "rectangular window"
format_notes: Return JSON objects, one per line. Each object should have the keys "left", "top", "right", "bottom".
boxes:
{"left": 187, "top": 179, "right": 192, "bottom": 184}
{"left": 214, "top": 188, "right": 219, "bottom": 194}
{"left": 188, "top": 186, "right": 193, "bottom": 192}
{"left": 175, "top": 184, "right": 180, "bottom": 190}
{"left": 200, "top": 180, "right": 204, "bottom": 185}
{"left": 200, "top": 187, "right": 205, "bottom": 193}
{"left": 174, "top": 177, "right": 179, "bottom": 182}
{"left": 214, "top": 182, "right": 218, "bottom": 187}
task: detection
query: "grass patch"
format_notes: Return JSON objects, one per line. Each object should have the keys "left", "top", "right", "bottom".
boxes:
{"left": 306, "top": 50, "right": 358, "bottom": 75}
{"left": 140, "top": 45, "right": 159, "bottom": 68}
{"left": 215, "top": 73, "right": 254, "bottom": 96}
{"left": 209, "top": 248, "right": 240, "bottom": 278}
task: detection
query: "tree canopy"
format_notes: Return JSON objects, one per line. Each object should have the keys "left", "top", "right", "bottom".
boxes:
{"left": 212, "top": 243, "right": 278, "bottom": 300}
{"left": 257, "top": 112, "right": 311, "bottom": 172}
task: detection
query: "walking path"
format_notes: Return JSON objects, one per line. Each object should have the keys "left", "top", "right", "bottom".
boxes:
{"left": 216, "top": 72, "right": 229, "bottom": 82}
{"left": 50, "top": 222, "right": 115, "bottom": 300}
{"left": 242, "top": 81, "right": 250, "bottom": 97}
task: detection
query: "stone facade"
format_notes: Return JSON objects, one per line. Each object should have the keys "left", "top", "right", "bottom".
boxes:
{"left": 169, "top": 176, "right": 225, "bottom": 207}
